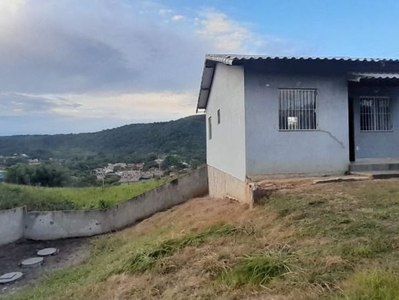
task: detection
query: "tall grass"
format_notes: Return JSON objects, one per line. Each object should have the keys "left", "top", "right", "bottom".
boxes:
{"left": 218, "top": 248, "right": 294, "bottom": 286}
{"left": 119, "top": 224, "right": 239, "bottom": 274}
{"left": 333, "top": 270, "right": 399, "bottom": 300}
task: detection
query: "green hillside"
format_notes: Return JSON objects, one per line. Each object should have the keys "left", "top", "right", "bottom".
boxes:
{"left": 0, "top": 115, "right": 206, "bottom": 163}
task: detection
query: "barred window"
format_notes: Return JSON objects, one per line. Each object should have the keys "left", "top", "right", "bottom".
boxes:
{"left": 279, "top": 89, "right": 317, "bottom": 130}
{"left": 360, "top": 97, "right": 391, "bottom": 131}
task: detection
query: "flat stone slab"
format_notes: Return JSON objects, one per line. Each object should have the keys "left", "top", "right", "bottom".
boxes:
{"left": 313, "top": 176, "right": 370, "bottom": 184}
{"left": 0, "top": 272, "right": 23, "bottom": 284}
{"left": 37, "top": 248, "right": 58, "bottom": 257}
{"left": 20, "top": 257, "right": 43, "bottom": 268}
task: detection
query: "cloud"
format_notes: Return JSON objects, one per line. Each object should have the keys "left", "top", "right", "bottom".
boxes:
{"left": 0, "top": 93, "right": 81, "bottom": 117}
{"left": 171, "top": 15, "right": 185, "bottom": 21}
{"left": 196, "top": 11, "right": 298, "bottom": 54}
{"left": 0, "top": 0, "right": 304, "bottom": 135}
{"left": 52, "top": 91, "right": 195, "bottom": 121}
{"left": 159, "top": 8, "right": 173, "bottom": 15}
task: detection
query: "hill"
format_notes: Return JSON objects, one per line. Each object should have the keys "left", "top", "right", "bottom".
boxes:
{"left": 5, "top": 179, "right": 399, "bottom": 299}
{"left": 0, "top": 115, "right": 206, "bottom": 163}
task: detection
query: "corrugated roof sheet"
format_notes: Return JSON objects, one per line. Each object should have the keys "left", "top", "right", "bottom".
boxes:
{"left": 197, "top": 54, "right": 399, "bottom": 110}
{"left": 206, "top": 54, "right": 399, "bottom": 65}
{"left": 351, "top": 72, "right": 399, "bottom": 80}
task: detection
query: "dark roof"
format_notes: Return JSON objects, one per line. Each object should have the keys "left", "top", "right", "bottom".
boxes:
{"left": 205, "top": 54, "right": 399, "bottom": 66}
{"left": 350, "top": 72, "right": 399, "bottom": 80}
{"left": 197, "top": 54, "right": 399, "bottom": 110}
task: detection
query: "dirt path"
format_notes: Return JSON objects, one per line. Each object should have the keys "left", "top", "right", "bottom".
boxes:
{"left": 0, "top": 238, "right": 90, "bottom": 296}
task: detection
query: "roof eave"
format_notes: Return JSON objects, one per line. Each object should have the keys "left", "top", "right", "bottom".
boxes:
{"left": 196, "top": 58, "right": 218, "bottom": 111}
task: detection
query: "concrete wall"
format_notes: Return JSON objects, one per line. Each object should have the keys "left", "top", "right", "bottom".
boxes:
{"left": 1, "top": 167, "right": 208, "bottom": 243}
{"left": 0, "top": 207, "right": 24, "bottom": 246}
{"left": 208, "top": 165, "right": 252, "bottom": 204}
{"left": 244, "top": 64, "right": 350, "bottom": 178}
{"left": 206, "top": 63, "right": 246, "bottom": 181}
{"left": 350, "top": 86, "right": 399, "bottom": 159}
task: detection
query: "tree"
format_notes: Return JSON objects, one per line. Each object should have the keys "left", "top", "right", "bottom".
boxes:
{"left": 5, "top": 164, "right": 70, "bottom": 187}
{"left": 160, "top": 155, "right": 179, "bottom": 170}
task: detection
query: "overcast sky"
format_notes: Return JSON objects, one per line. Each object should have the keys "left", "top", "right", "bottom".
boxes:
{"left": 1, "top": 0, "right": 399, "bottom": 135}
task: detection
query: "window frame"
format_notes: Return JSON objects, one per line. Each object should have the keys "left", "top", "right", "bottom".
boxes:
{"left": 208, "top": 116, "right": 212, "bottom": 140}
{"left": 359, "top": 96, "right": 392, "bottom": 132}
{"left": 278, "top": 88, "right": 318, "bottom": 131}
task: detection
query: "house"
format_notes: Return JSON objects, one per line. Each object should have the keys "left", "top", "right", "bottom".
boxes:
{"left": 197, "top": 54, "right": 399, "bottom": 203}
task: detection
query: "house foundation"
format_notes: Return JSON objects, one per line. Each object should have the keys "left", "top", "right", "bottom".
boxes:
{"left": 207, "top": 165, "right": 254, "bottom": 205}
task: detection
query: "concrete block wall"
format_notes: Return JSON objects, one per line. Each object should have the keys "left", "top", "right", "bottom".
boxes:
{"left": 0, "top": 167, "right": 208, "bottom": 244}
{"left": 0, "top": 207, "right": 25, "bottom": 246}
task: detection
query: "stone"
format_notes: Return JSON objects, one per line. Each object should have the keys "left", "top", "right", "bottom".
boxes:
{"left": 0, "top": 272, "right": 23, "bottom": 284}
{"left": 37, "top": 248, "right": 58, "bottom": 257}
{"left": 20, "top": 257, "right": 44, "bottom": 268}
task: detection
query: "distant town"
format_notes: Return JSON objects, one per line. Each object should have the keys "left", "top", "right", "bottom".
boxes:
{"left": 0, "top": 153, "right": 193, "bottom": 185}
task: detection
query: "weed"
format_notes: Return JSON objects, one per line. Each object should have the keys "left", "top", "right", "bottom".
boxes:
{"left": 98, "top": 199, "right": 111, "bottom": 210}
{"left": 333, "top": 270, "right": 399, "bottom": 300}
{"left": 91, "top": 235, "right": 125, "bottom": 257}
{"left": 119, "top": 224, "right": 239, "bottom": 274}
{"left": 218, "top": 248, "right": 294, "bottom": 287}
{"left": 307, "top": 259, "right": 353, "bottom": 293}
{"left": 339, "top": 238, "right": 395, "bottom": 259}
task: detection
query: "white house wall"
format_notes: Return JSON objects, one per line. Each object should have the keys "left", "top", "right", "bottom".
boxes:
{"left": 244, "top": 66, "right": 350, "bottom": 178}
{"left": 206, "top": 63, "right": 246, "bottom": 181}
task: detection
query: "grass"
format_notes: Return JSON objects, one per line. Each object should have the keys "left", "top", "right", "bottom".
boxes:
{"left": 118, "top": 224, "right": 239, "bottom": 275}
{"left": 5, "top": 179, "right": 399, "bottom": 299}
{"left": 218, "top": 248, "right": 294, "bottom": 286}
{"left": 332, "top": 270, "right": 399, "bottom": 300}
{"left": 0, "top": 178, "right": 169, "bottom": 211}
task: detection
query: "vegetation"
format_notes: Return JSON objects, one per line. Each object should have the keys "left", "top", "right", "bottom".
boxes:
{"left": 6, "top": 180, "right": 399, "bottom": 299}
{"left": 218, "top": 249, "right": 294, "bottom": 286}
{"left": 0, "top": 179, "right": 169, "bottom": 211}
{"left": 5, "top": 163, "right": 71, "bottom": 187}
{"left": 0, "top": 115, "right": 206, "bottom": 167}
{"left": 117, "top": 224, "right": 239, "bottom": 275}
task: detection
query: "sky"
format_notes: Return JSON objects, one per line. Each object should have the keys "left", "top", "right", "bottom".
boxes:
{"left": 1, "top": 0, "right": 399, "bottom": 136}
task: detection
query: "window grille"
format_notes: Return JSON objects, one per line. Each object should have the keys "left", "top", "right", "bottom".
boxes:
{"left": 279, "top": 89, "right": 317, "bottom": 130}
{"left": 208, "top": 116, "right": 212, "bottom": 139}
{"left": 360, "top": 97, "right": 391, "bottom": 131}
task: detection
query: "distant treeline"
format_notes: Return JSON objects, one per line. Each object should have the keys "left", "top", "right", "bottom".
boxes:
{"left": 0, "top": 115, "right": 206, "bottom": 166}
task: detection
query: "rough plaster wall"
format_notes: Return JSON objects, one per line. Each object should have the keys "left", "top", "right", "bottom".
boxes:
{"left": 0, "top": 207, "right": 24, "bottom": 246}
{"left": 245, "top": 67, "right": 349, "bottom": 177}
{"left": 208, "top": 165, "right": 251, "bottom": 203}
{"left": 350, "top": 86, "right": 399, "bottom": 159}
{"left": 23, "top": 167, "right": 208, "bottom": 241}
{"left": 206, "top": 63, "right": 246, "bottom": 181}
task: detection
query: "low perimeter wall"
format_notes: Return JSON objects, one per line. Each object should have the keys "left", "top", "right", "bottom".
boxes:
{"left": 0, "top": 207, "right": 25, "bottom": 246}
{"left": 0, "top": 167, "right": 208, "bottom": 245}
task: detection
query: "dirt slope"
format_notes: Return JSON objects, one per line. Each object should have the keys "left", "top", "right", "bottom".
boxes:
{"left": 5, "top": 179, "right": 399, "bottom": 300}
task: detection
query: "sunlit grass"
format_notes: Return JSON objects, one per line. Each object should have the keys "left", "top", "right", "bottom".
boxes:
{"left": 0, "top": 178, "right": 169, "bottom": 211}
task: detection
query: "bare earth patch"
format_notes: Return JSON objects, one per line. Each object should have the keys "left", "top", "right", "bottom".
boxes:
{"left": 0, "top": 238, "right": 90, "bottom": 296}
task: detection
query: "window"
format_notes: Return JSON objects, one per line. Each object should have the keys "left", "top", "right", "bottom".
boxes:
{"left": 208, "top": 116, "right": 212, "bottom": 139}
{"left": 217, "top": 109, "right": 221, "bottom": 124}
{"left": 279, "top": 89, "right": 317, "bottom": 130}
{"left": 360, "top": 96, "right": 391, "bottom": 131}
